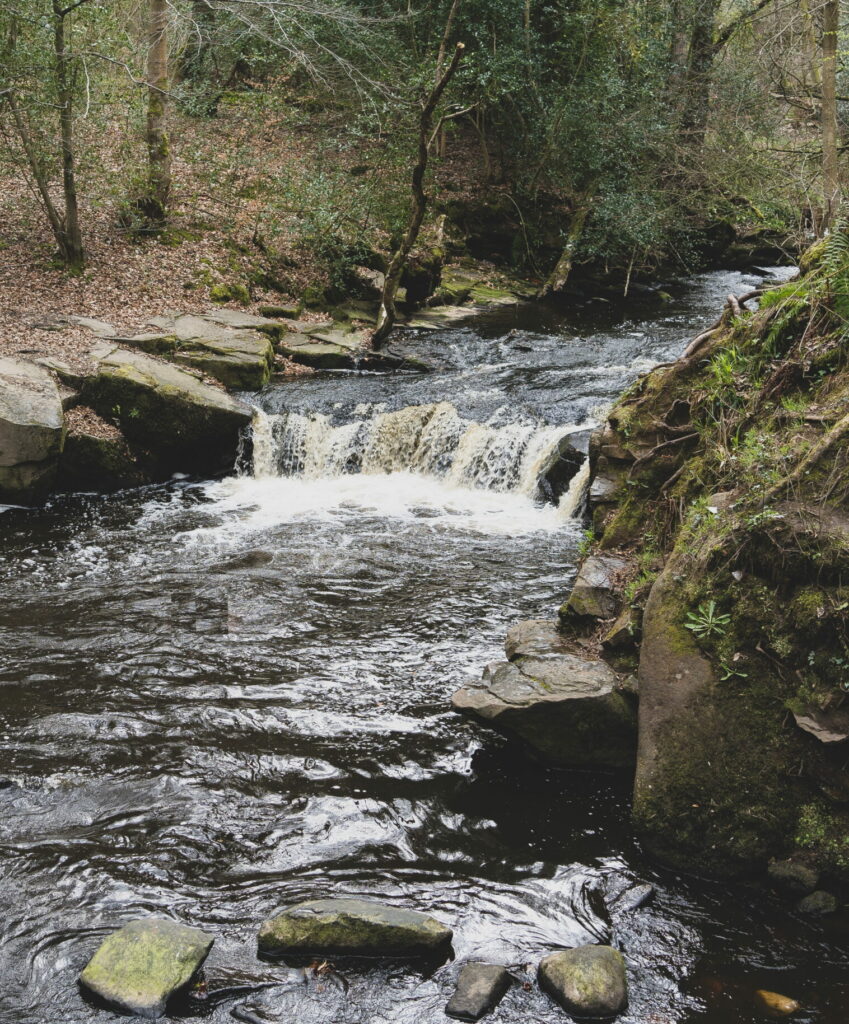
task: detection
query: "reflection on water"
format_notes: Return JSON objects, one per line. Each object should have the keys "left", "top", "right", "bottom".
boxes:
{"left": 1, "top": 269, "right": 847, "bottom": 1024}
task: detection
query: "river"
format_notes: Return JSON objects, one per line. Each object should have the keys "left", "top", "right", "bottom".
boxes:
{"left": 2, "top": 267, "right": 846, "bottom": 1024}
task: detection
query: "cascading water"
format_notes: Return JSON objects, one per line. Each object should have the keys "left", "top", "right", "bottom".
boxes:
{"left": 249, "top": 401, "right": 588, "bottom": 514}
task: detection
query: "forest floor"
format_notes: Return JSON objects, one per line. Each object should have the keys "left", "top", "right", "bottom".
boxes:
{"left": 0, "top": 94, "right": 488, "bottom": 373}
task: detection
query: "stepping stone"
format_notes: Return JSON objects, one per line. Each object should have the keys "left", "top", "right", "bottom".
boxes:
{"left": 258, "top": 898, "right": 453, "bottom": 957}
{"left": 78, "top": 918, "right": 214, "bottom": 1018}
{"left": 538, "top": 945, "right": 627, "bottom": 1018}
{"left": 445, "top": 963, "right": 511, "bottom": 1021}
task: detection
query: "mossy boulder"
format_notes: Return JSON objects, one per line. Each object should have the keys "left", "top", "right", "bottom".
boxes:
{"left": 538, "top": 945, "right": 628, "bottom": 1018}
{"left": 210, "top": 281, "right": 250, "bottom": 305}
{"left": 258, "top": 898, "right": 453, "bottom": 957}
{"left": 452, "top": 653, "right": 636, "bottom": 768}
{"left": 78, "top": 918, "right": 214, "bottom": 1018}
{"left": 83, "top": 347, "right": 252, "bottom": 475}
{"left": 0, "top": 356, "right": 65, "bottom": 505}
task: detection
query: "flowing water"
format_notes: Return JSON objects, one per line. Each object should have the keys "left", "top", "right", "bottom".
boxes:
{"left": 2, "top": 268, "right": 847, "bottom": 1024}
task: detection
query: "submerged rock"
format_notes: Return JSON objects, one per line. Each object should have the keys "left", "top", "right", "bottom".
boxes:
{"left": 767, "top": 859, "right": 819, "bottom": 896}
{"left": 0, "top": 357, "right": 65, "bottom": 505}
{"left": 796, "top": 890, "right": 838, "bottom": 916}
{"left": 445, "top": 963, "right": 511, "bottom": 1021}
{"left": 83, "top": 348, "right": 252, "bottom": 476}
{"left": 257, "top": 898, "right": 453, "bottom": 957}
{"left": 561, "top": 554, "right": 628, "bottom": 622}
{"left": 452, "top": 654, "right": 637, "bottom": 768}
{"left": 538, "top": 945, "right": 628, "bottom": 1018}
{"left": 753, "top": 989, "right": 801, "bottom": 1018}
{"left": 609, "top": 882, "right": 655, "bottom": 913}
{"left": 78, "top": 918, "right": 214, "bottom": 1018}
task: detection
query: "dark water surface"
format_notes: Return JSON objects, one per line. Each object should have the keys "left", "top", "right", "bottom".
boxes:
{"left": 2, "top": 269, "right": 847, "bottom": 1024}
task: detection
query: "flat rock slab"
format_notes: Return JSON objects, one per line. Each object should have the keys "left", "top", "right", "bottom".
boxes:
{"left": 452, "top": 654, "right": 636, "bottom": 767}
{"left": 0, "top": 356, "right": 65, "bottom": 504}
{"left": 562, "top": 553, "right": 629, "bottom": 621}
{"left": 258, "top": 898, "right": 453, "bottom": 957}
{"left": 792, "top": 705, "right": 849, "bottom": 744}
{"left": 79, "top": 918, "right": 214, "bottom": 1018}
{"left": 147, "top": 314, "right": 273, "bottom": 390}
{"left": 505, "top": 620, "right": 571, "bottom": 661}
{"left": 538, "top": 945, "right": 628, "bottom": 1018}
{"left": 84, "top": 347, "right": 252, "bottom": 474}
{"left": 278, "top": 336, "right": 361, "bottom": 370}
{"left": 445, "top": 963, "right": 511, "bottom": 1021}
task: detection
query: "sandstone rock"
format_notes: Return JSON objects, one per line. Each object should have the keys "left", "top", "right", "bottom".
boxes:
{"left": 792, "top": 706, "right": 849, "bottom": 744}
{"left": 84, "top": 348, "right": 251, "bottom": 475}
{"left": 445, "top": 963, "right": 511, "bottom": 1021}
{"left": 0, "top": 357, "right": 65, "bottom": 504}
{"left": 257, "top": 898, "right": 453, "bottom": 957}
{"left": 754, "top": 989, "right": 801, "bottom": 1018}
{"left": 505, "top": 619, "right": 571, "bottom": 660}
{"left": 148, "top": 314, "right": 273, "bottom": 390}
{"left": 278, "top": 336, "right": 361, "bottom": 370}
{"left": 767, "top": 859, "right": 819, "bottom": 896}
{"left": 796, "top": 890, "right": 838, "bottom": 916}
{"left": 259, "top": 303, "right": 303, "bottom": 320}
{"left": 78, "top": 918, "right": 214, "bottom": 1018}
{"left": 452, "top": 654, "right": 636, "bottom": 768}
{"left": 561, "top": 554, "right": 629, "bottom": 622}
{"left": 602, "top": 606, "right": 642, "bottom": 650}
{"left": 538, "top": 945, "right": 627, "bottom": 1018}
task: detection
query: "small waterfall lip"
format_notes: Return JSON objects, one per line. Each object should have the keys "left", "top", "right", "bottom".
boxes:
{"left": 249, "top": 401, "right": 590, "bottom": 516}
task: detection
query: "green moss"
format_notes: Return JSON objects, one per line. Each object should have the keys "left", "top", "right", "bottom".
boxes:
{"left": 210, "top": 281, "right": 250, "bottom": 305}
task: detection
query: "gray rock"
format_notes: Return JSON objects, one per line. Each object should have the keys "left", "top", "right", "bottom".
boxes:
{"left": 538, "top": 945, "right": 628, "bottom": 1018}
{"left": 78, "top": 918, "right": 214, "bottom": 1018}
{"left": 609, "top": 883, "right": 655, "bottom": 913}
{"left": 505, "top": 619, "right": 571, "bottom": 661}
{"left": 57, "top": 422, "right": 147, "bottom": 494}
{"left": 537, "top": 436, "right": 585, "bottom": 504}
{"left": 796, "top": 890, "right": 838, "bottom": 916}
{"left": 83, "top": 347, "right": 252, "bottom": 475}
{"left": 767, "top": 859, "right": 819, "bottom": 896}
{"left": 601, "top": 607, "right": 641, "bottom": 650}
{"left": 792, "top": 706, "right": 849, "bottom": 744}
{"left": 0, "top": 357, "right": 65, "bottom": 504}
{"left": 278, "top": 336, "right": 361, "bottom": 370}
{"left": 452, "top": 654, "right": 637, "bottom": 768}
{"left": 561, "top": 554, "right": 629, "bottom": 622}
{"left": 257, "top": 898, "right": 453, "bottom": 957}
{"left": 148, "top": 314, "right": 274, "bottom": 390}
{"left": 445, "top": 963, "right": 511, "bottom": 1021}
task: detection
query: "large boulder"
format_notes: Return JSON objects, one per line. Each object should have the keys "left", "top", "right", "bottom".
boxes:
{"left": 538, "top": 945, "right": 628, "bottom": 1018}
{"left": 0, "top": 357, "right": 65, "bottom": 504}
{"left": 83, "top": 347, "right": 252, "bottom": 475}
{"left": 78, "top": 918, "right": 214, "bottom": 1018}
{"left": 258, "top": 898, "right": 452, "bottom": 958}
{"left": 452, "top": 653, "right": 637, "bottom": 768}
{"left": 147, "top": 314, "right": 273, "bottom": 390}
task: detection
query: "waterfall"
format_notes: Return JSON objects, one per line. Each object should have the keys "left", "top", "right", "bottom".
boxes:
{"left": 249, "top": 402, "right": 588, "bottom": 511}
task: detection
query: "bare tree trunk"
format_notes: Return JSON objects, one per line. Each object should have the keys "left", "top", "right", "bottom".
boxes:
{"left": 679, "top": 0, "right": 720, "bottom": 144}
{"left": 538, "top": 200, "right": 590, "bottom": 299}
{"left": 145, "top": 0, "right": 170, "bottom": 223}
{"left": 52, "top": 1, "right": 84, "bottom": 271}
{"left": 373, "top": 41, "right": 465, "bottom": 348}
{"left": 821, "top": 0, "right": 841, "bottom": 232}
